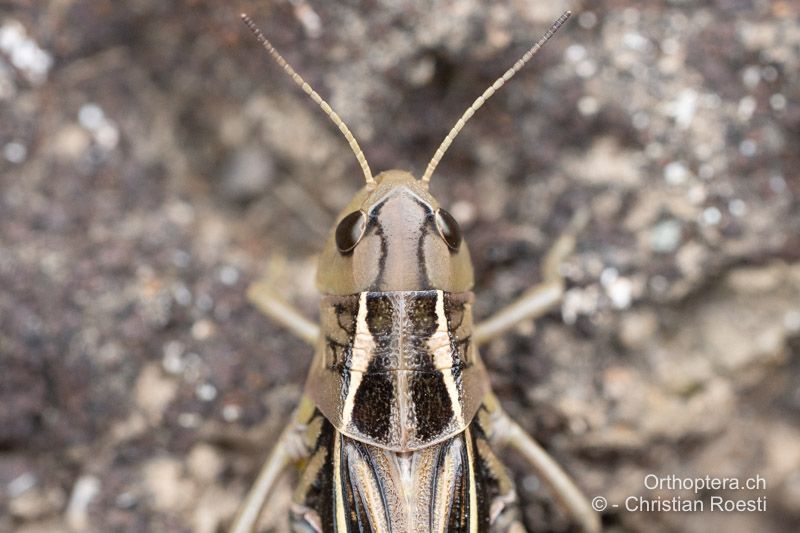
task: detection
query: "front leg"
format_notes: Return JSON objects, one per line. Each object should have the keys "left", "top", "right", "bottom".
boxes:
{"left": 474, "top": 209, "right": 587, "bottom": 345}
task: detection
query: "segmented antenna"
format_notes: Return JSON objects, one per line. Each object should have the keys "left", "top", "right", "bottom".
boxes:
{"left": 420, "top": 11, "right": 572, "bottom": 186}
{"left": 241, "top": 13, "right": 375, "bottom": 187}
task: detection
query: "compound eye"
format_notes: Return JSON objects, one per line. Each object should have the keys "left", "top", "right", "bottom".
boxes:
{"left": 435, "top": 208, "right": 462, "bottom": 251}
{"left": 335, "top": 210, "right": 367, "bottom": 254}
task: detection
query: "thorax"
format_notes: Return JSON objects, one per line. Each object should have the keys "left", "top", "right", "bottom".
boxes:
{"left": 306, "top": 290, "right": 488, "bottom": 451}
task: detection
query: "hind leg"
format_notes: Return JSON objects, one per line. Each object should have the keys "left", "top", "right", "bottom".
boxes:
{"left": 482, "top": 395, "right": 600, "bottom": 533}
{"left": 230, "top": 397, "right": 316, "bottom": 533}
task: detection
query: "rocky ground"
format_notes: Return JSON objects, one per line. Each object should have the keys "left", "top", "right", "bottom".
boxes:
{"left": 1, "top": 1, "right": 798, "bottom": 532}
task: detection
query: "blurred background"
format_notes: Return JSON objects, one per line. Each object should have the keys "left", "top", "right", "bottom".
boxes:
{"left": 1, "top": 1, "right": 798, "bottom": 531}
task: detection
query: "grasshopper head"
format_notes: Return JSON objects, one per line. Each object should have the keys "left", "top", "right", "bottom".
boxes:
{"left": 316, "top": 170, "right": 474, "bottom": 294}
{"left": 241, "top": 12, "right": 571, "bottom": 295}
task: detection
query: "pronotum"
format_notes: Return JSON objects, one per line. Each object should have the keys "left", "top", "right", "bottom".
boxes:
{"left": 231, "top": 10, "right": 600, "bottom": 533}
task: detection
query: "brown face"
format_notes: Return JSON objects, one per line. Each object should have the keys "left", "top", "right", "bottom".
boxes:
{"left": 316, "top": 170, "right": 474, "bottom": 295}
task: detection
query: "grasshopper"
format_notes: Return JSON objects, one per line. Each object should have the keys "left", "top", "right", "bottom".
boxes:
{"left": 232, "top": 10, "right": 600, "bottom": 533}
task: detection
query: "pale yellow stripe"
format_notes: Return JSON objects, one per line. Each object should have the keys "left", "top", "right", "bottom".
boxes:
{"left": 430, "top": 290, "right": 464, "bottom": 427}
{"left": 333, "top": 432, "right": 347, "bottom": 531}
{"left": 465, "top": 428, "right": 478, "bottom": 533}
{"left": 341, "top": 293, "right": 372, "bottom": 428}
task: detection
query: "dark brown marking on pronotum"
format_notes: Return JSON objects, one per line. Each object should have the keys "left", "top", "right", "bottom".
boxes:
{"left": 324, "top": 296, "right": 358, "bottom": 394}
{"left": 332, "top": 299, "right": 358, "bottom": 337}
{"left": 351, "top": 293, "right": 396, "bottom": 442}
{"left": 351, "top": 294, "right": 396, "bottom": 441}
{"left": 444, "top": 292, "right": 470, "bottom": 374}
{"left": 366, "top": 293, "right": 398, "bottom": 370}
{"left": 408, "top": 292, "right": 456, "bottom": 442}
{"left": 351, "top": 372, "right": 394, "bottom": 444}
{"left": 406, "top": 294, "right": 438, "bottom": 369}
{"left": 412, "top": 371, "right": 454, "bottom": 442}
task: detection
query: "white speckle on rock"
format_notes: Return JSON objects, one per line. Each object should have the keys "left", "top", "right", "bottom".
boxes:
{"left": 66, "top": 475, "right": 101, "bottom": 531}
{"left": 191, "top": 319, "right": 214, "bottom": 340}
{"left": 162, "top": 341, "right": 185, "bottom": 375}
{"left": 0, "top": 21, "right": 53, "bottom": 84}
{"left": 565, "top": 44, "right": 586, "bottom": 62}
{"left": 78, "top": 104, "right": 105, "bottom": 131}
{"left": 631, "top": 111, "right": 649, "bottom": 129}
{"left": 135, "top": 363, "right": 177, "bottom": 422}
{"left": 664, "top": 88, "right": 697, "bottom": 129}
{"left": 8, "top": 473, "right": 37, "bottom": 497}
{"left": 688, "top": 185, "right": 706, "bottom": 205}
{"left": 664, "top": 161, "right": 690, "bottom": 185}
{"left": 196, "top": 382, "right": 217, "bottom": 402}
{"left": 649, "top": 275, "right": 669, "bottom": 294}
{"left": 645, "top": 142, "right": 664, "bottom": 159}
{"left": 698, "top": 163, "right": 715, "bottom": 180}
{"left": 178, "top": 412, "right": 201, "bottom": 428}
{"left": 4, "top": 141, "right": 27, "bottom": 163}
{"left": 578, "top": 96, "right": 599, "bottom": 116}
{"left": 575, "top": 58, "right": 597, "bottom": 78}
{"left": 143, "top": 457, "right": 194, "bottom": 512}
{"left": 739, "top": 139, "right": 757, "bottom": 157}
{"left": 650, "top": 219, "right": 682, "bottom": 253}
{"left": 187, "top": 444, "right": 224, "bottom": 483}
{"left": 578, "top": 11, "right": 597, "bottom": 29}
{"left": 115, "top": 491, "right": 138, "bottom": 509}
{"left": 738, "top": 95, "right": 757, "bottom": 120}
{"left": 661, "top": 37, "right": 680, "bottom": 55}
{"left": 96, "top": 123, "right": 119, "bottom": 150}
{"left": 171, "top": 282, "right": 192, "bottom": 306}
{"left": 728, "top": 198, "right": 747, "bottom": 217}
{"left": 769, "top": 93, "right": 786, "bottom": 111}
{"left": 222, "top": 404, "right": 242, "bottom": 422}
{"left": 784, "top": 311, "right": 800, "bottom": 333}
{"left": 218, "top": 265, "right": 239, "bottom": 286}
{"left": 293, "top": 1, "right": 322, "bottom": 38}
{"left": 78, "top": 103, "right": 120, "bottom": 151}
{"left": 561, "top": 285, "right": 600, "bottom": 324}
{"left": 701, "top": 206, "right": 722, "bottom": 226}
{"left": 623, "top": 32, "right": 650, "bottom": 52}
{"left": 769, "top": 174, "right": 786, "bottom": 193}
{"left": 741, "top": 65, "right": 761, "bottom": 89}
{"left": 450, "top": 200, "right": 476, "bottom": 226}
{"left": 601, "top": 268, "right": 633, "bottom": 309}
{"left": 761, "top": 65, "right": 778, "bottom": 81}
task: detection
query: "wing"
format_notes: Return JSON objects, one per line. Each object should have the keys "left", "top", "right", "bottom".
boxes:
{"left": 291, "top": 408, "right": 521, "bottom": 532}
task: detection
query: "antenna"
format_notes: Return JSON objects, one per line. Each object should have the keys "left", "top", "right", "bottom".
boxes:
{"left": 241, "top": 13, "right": 376, "bottom": 187}
{"left": 420, "top": 11, "right": 572, "bottom": 186}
